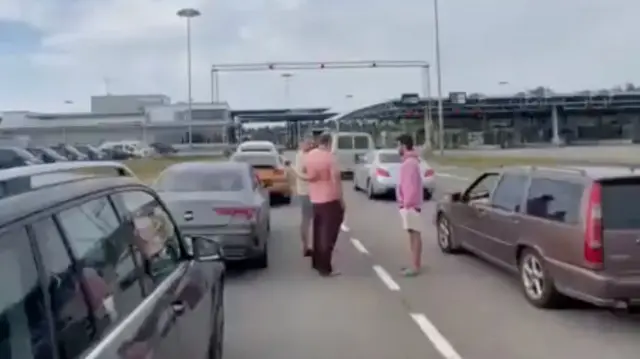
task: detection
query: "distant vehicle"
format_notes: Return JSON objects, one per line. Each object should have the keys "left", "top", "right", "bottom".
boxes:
{"left": 0, "top": 161, "right": 225, "bottom": 359}
{"left": 436, "top": 165, "right": 640, "bottom": 311}
{"left": 74, "top": 144, "right": 106, "bottom": 160}
{"left": 0, "top": 146, "right": 43, "bottom": 169}
{"left": 229, "top": 152, "right": 292, "bottom": 204}
{"left": 99, "top": 141, "right": 151, "bottom": 158}
{"left": 150, "top": 142, "right": 178, "bottom": 155}
{"left": 102, "top": 147, "right": 136, "bottom": 160}
{"left": 353, "top": 149, "right": 435, "bottom": 199}
{"left": 26, "top": 146, "right": 69, "bottom": 163}
{"left": 52, "top": 144, "right": 89, "bottom": 161}
{"left": 154, "top": 161, "right": 270, "bottom": 268}
{"left": 236, "top": 141, "right": 280, "bottom": 155}
{"left": 330, "top": 131, "right": 375, "bottom": 176}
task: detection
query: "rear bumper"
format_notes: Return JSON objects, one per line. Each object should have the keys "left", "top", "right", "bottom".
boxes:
{"left": 552, "top": 263, "right": 640, "bottom": 307}
{"left": 181, "top": 229, "right": 262, "bottom": 261}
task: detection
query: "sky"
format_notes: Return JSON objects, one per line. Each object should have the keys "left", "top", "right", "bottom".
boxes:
{"left": 0, "top": 0, "right": 639, "bottom": 114}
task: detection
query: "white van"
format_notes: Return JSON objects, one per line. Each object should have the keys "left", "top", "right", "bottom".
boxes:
{"left": 330, "top": 132, "right": 375, "bottom": 175}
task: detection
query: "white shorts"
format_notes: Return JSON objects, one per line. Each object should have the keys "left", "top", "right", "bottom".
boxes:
{"left": 399, "top": 208, "right": 423, "bottom": 232}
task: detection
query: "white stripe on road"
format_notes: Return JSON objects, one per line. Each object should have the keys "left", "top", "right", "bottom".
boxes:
{"left": 410, "top": 313, "right": 462, "bottom": 359}
{"left": 350, "top": 238, "right": 369, "bottom": 254}
{"left": 437, "top": 173, "right": 470, "bottom": 181}
{"left": 341, "top": 223, "right": 350, "bottom": 232}
{"left": 372, "top": 265, "right": 401, "bottom": 291}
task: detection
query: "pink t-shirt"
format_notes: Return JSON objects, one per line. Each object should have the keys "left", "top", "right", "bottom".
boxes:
{"left": 304, "top": 148, "right": 342, "bottom": 204}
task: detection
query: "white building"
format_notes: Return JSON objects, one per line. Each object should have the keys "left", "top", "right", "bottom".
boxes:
{"left": 0, "top": 94, "right": 232, "bottom": 146}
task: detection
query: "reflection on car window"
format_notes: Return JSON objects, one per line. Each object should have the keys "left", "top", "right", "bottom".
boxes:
{"left": 337, "top": 136, "right": 352, "bottom": 149}
{"left": 112, "top": 191, "right": 181, "bottom": 285}
{"left": 353, "top": 136, "right": 370, "bottom": 149}
{"left": 526, "top": 178, "right": 582, "bottom": 224}
{"left": 0, "top": 227, "right": 54, "bottom": 359}
{"left": 57, "top": 197, "right": 144, "bottom": 336}
{"left": 491, "top": 174, "right": 528, "bottom": 212}
{"left": 31, "top": 218, "right": 95, "bottom": 358}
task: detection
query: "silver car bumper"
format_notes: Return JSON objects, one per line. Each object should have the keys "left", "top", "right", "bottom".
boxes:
{"left": 181, "top": 227, "right": 261, "bottom": 261}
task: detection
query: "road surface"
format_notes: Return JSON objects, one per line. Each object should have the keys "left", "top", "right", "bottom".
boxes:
{"left": 222, "top": 171, "right": 640, "bottom": 359}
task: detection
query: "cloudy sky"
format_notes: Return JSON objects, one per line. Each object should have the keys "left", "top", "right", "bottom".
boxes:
{"left": 0, "top": 0, "right": 637, "bottom": 113}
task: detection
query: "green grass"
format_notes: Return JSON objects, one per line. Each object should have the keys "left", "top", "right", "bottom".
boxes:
{"left": 123, "top": 155, "right": 224, "bottom": 182}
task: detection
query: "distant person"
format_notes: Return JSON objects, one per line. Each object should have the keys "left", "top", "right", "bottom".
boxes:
{"left": 396, "top": 134, "right": 424, "bottom": 277}
{"left": 297, "top": 133, "right": 344, "bottom": 277}
{"left": 293, "top": 137, "right": 315, "bottom": 257}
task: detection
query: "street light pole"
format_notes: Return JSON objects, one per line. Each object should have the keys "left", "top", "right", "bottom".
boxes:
{"left": 281, "top": 73, "right": 298, "bottom": 141}
{"left": 177, "top": 8, "right": 201, "bottom": 147}
{"left": 433, "top": 0, "right": 445, "bottom": 155}
{"left": 340, "top": 94, "right": 353, "bottom": 132}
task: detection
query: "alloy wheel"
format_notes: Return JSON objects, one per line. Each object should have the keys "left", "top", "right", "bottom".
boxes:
{"left": 437, "top": 217, "right": 451, "bottom": 249}
{"left": 521, "top": 254, "right": 545, "bottom": 300}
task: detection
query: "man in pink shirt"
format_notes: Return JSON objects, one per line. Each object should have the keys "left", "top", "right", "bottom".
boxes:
{"left": 396, "top": 134, "right": 424, "bottom": 277}
{"left": 298, "top": 133, "right": 344, "bottom": 277}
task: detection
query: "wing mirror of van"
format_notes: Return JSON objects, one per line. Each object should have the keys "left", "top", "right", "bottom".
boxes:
{"left": 186, "top": 236, "right": 223, "bottom": 262}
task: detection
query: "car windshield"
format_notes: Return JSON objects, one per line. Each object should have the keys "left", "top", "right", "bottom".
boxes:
{"left": 13, "top": 148, "right": 42, "bottom": 162}
{"left": 155, "top": 168, "right": 245, "bottom": 192}
{"left": 232, "top": 154, "right": 279, "bottom": 167}
{"left": 378, "top": 153, "right": 402, "bottom": 163}
{"left": 74, "top": 145, "right": 90, "bottom": 154}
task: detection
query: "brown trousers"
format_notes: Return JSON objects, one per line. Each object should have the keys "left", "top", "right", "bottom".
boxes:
{"left": 311, "top": 200, "right": 344, "bottom": 274}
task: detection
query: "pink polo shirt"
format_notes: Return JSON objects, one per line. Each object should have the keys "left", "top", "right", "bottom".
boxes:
{"left": 304, "top": 148, "right": 342, "bottom": 204}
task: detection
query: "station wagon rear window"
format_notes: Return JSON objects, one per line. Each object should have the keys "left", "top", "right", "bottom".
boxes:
{"left": 601, "top": 180, "right": 640, "bottom": 229}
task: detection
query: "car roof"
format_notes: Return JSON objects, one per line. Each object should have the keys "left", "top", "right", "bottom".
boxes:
{"left": 238, "top": 141, "right": 275, "bottom": 147}
{"left": 163, "top": 161, "right": 250, "bottom": 172}
{"left": 0, "top": 176, "right": 142, "bottom": 228}
{"left": 501, "top": 165, "right": 640, "bottom": 181}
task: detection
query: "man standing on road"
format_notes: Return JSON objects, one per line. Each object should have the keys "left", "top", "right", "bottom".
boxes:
{"left": 293, "top": 137, "right": 315, "bottom": 257}
{"left": 297, "top": 133, "right": 344, "bottom": 277}
{"left": 396, "top": 134, "right": 424, "bottom": 277}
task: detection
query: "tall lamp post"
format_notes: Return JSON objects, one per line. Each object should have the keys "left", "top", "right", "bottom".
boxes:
{"left": 340, "top": 94, "right": 354, "bottom": 132}
{"left": 433, "top": 0, "right": 445, "bottom": 155}
{"left": 281, "top": 73, "right": 298, "bottom": 141}
{"left": 177, "top": 8, "right": 201, "bottom": 147}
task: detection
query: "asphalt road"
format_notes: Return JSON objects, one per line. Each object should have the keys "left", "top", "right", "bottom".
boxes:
{"left": 222, "top": 171, "right": 640, "bottom": 359}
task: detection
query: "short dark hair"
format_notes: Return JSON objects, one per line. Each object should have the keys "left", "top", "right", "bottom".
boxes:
{"left": 396, "top": 133, "right": 414, "bottom": 150}
{"left": 318, "top": 133, "right": 332, "bottom": 146}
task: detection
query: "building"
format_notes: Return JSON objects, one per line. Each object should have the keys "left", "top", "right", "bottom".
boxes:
{"left": 0, "top": 94, "right": 232, "bottom": 146}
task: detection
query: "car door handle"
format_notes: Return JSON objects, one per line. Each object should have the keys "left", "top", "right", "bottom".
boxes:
{"left": 171, "top": 301, "right": 187, "bottom": 316}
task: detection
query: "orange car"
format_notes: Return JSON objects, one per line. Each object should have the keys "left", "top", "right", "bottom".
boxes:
{"left": 230, "top": 152, "right": 292, "bottom": 204}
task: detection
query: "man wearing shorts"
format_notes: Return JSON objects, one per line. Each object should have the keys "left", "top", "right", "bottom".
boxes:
{"left": 396, "top": 134, "right": 424, "bottom": 277}
{"left": 294, "top": 137, "right": 314, "bottom": 257}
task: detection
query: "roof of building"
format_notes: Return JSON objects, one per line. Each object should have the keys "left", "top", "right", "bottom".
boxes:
{"left": 237, "top": 112, "right": 337, "bottom": 123}
{"left": 230, "top": 107, "right": 329, "bottom": 117}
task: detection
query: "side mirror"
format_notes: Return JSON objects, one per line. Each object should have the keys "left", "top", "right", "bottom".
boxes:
{"left": 186, "top": 236, "right": 223, "bottom": 262}
{"left": 284, "top": 159, "right": 291, "bottom": 166}
{"left": 450, "top": 192, "right": 462, "bottom": 202}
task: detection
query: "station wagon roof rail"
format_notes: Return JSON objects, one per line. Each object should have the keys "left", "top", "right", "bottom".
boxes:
{"left": 529, "top": 166, "right": 587, "bottom": 175}
{"left": 0, "top": 161, "right": 136, "bottom": 182}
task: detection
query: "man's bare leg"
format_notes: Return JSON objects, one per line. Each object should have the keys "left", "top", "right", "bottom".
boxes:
{"left": 409, "top": 229, "right": 423, "bottom": 270}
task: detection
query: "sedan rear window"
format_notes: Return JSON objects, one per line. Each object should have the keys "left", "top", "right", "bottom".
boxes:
{"left": 232, "top": 154, "right": 279, "bottom": 168}
{"left": 378, "top": 153, "right": 402, "bottom": 163}
{"left": 601, "top": 180, "right": 640, "bottom": 229}
{"left": 155, "top": 169, "right": 245, "bottom": 192}
{"left": 240, "top": 146, "right": 272, "bottom": 152}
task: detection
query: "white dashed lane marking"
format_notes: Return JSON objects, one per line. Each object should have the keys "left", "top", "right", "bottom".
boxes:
{"left": 410, "top": 313, "right": 463, "bottom": 359}
{"left": 341, "top": 222, "right": 350, "bottom": 232}
{"left": 350, "top": 238, "right": 369, "bottom": 254}
{"left": 372, "top": 265, "right": 401, "bottom": 291}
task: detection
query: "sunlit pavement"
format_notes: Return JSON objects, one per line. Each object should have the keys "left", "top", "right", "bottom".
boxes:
{"left": 223, "top": 169, "right": 640, "bottom": 359}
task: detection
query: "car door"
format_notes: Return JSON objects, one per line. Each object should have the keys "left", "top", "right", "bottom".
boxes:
{"left": 479, "top": 173, "right": 530, "bottom": 266}
{"left": 112, "top": 189, "right": 222, "bottom": 359}
{"left": 452, "top": 173, "right": 500, "bottom": 251}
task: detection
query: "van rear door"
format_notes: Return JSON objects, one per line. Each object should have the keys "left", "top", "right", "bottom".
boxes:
{"left": 600, "top": 178, "right": 640, "bottom": 276}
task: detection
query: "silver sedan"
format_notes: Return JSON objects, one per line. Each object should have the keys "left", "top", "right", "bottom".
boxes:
{"left": 153, "top": 161, "right": 271, "bottom": 268}
{"left": 352, "top": 149, "right": 436, "bottom": 199}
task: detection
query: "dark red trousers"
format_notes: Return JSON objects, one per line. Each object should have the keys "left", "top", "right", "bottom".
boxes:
{"left": 311, "top": 200, "right": 344, "bottom": 275}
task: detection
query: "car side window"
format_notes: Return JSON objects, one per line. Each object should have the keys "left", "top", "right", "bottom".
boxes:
{"left": 111, "top": 191, "right": 182, "bottom": 286}
{"left": 56, "top": 197, "right": 144, "bottom": 335}
{"left": 490, "top": 174, "right": 528, "bottom": 212}
{"left": 0, "top": 227, "right": 54, "bottom": 359}
{"left": 465, "top": 173, "right": 500, "bottom": 201}
{"left": 30, "top": 218, "right": 96, "bottom": 359}
{"left": 526, "top": 178, "right": 583, "bottom": 224}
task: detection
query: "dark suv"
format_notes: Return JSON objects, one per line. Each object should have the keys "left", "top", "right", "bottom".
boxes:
{"left": 0, "top": 161, "right": 225, "bottom": 359}
{"left": 436, "top": 165, "right": 640, "bottom": 310}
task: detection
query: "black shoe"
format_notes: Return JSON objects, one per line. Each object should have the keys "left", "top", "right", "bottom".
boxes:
{"left": 303, "top": 249, "right": 313, "bottom": 257}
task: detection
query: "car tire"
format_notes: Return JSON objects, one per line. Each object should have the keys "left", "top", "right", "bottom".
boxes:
{"left": 366, "top": 179, "right": 377, "bottom": 199}
{"left": 423, "top": 189, "right": 433, "bottom": 201}
{"left": 353, "top": 178, "right": 359, "bottom": 191}
{"left": 252, "top": 243, "right": 269, "bottom": 269}
{"left": 436, "top": 214, "right": 462, "bottom": 254}
{"left": 518, "top": 248, "right": 564, "bottom": 308}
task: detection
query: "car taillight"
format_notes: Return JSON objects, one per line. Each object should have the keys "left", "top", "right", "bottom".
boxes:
{"left": 214, "top": 208, "right": 256, "bottom": 220}
{"left": 375, "top": 168, "right": 390, "bottom": 177}
{"left": 584, "top": 183, "right": 603, "bottom": 268}
{"left": 424, "top": 169, "right": 435, "bottom": 177}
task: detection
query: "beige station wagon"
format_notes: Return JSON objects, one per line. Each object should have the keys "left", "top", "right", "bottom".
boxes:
{"left": 435, "top": 165, "right": 640, "bottom": 311}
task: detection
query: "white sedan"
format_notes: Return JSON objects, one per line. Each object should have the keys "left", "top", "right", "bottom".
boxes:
{"left": 352, "top": 149, "right": 435, "bottom": 199}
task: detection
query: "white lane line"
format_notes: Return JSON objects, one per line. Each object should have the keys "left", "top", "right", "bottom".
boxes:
{"left": 350, "top": 238, "right": 369, "bottom": 254}
{"left": 437, "top": 173, "right": 470, "bottom": 181}
{"left": 372, "top": 265, "right": 401, "bottom": 291}
{"left": 410, "top": 313, "right": 462, "bottom": 359}
{"left": 340, "top": 222, "right": 350, "bottom": 232}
